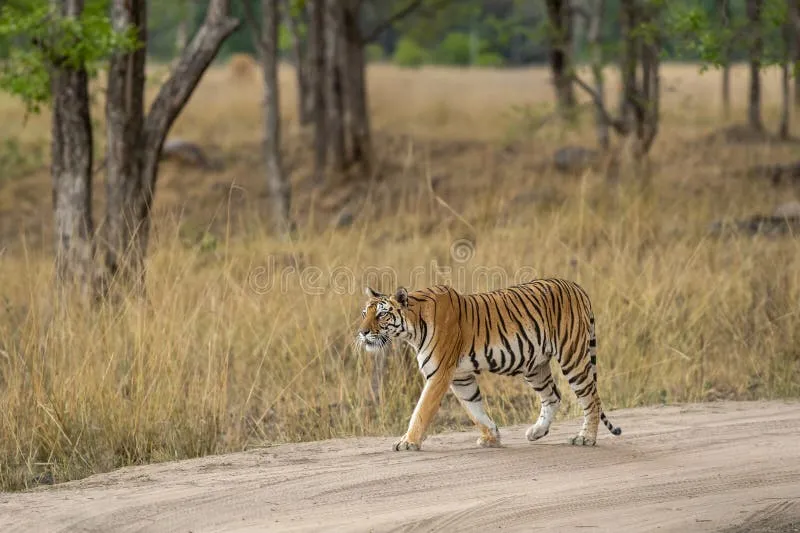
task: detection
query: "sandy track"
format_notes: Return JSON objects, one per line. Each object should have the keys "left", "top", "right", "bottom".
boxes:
{"left": 2, "top": 401, "right": 800, "bottom": 533}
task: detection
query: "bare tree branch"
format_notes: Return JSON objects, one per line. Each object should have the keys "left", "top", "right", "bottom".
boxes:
{"left": 572, "top": 74, "right": 628, "bottom": 135}
{"left": 138, "top": 0, "right": 240, "bottom": 231}
{"left": 363, "top": 0, "right": 453, "bottom": 44}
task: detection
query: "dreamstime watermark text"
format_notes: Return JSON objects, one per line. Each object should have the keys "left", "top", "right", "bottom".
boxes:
{"left": 247, "top": 239, "right": 538, "bottom": 296}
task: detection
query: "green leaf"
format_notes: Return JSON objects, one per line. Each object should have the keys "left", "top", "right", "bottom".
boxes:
{"left": 0, "top": 0, "right": 140, "bottom": 114}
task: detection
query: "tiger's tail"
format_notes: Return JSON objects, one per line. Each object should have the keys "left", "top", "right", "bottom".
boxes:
{"left": 589, "top": 314, "right": 622, "bottom": 437}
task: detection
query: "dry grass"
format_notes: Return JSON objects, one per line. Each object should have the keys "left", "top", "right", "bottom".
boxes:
{"left": 1, "top": 61, "right": 799, "bottom": 491}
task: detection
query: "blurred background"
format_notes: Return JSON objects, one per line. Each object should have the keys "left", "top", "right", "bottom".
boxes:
{"left": 0, "top": 0, "right": 798, "bottom": 492}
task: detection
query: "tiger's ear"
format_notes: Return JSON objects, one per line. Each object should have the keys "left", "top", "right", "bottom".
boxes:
{"left": 394, "top": 287, "right": 409, "bottom": 308}
{"left": 364, "top": 286, "right": 383, "bottom": 299}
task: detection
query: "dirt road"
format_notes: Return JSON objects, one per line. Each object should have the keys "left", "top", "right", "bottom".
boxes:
{"left": 2, "top": 400, "right": 799, "bottom": 533}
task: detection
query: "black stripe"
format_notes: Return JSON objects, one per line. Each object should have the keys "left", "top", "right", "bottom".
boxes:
{"left": 507, "top": 288, "right": 543, "bottom": 348}
{"left": 420, "top": 351, "right": 433, "bottom": 369}
{"left": 512, "top": 333, "right": 527, "bottom": 374}
{"left": 511, "top": 287, "right": 544, "bottom": 347}
{"left": 479, "top": 294, "right": 493, "bottom": 332}
{"left": 499, "top": 333, "right": 516, "bottom": 374}
{"left": 469, "top": 346, "right": 480, "bottom": 371}
{"left": 417, "top": 317, "right": 428, "bottom": 351}
{"left": 504, "top": 293, "right": 537, "bottom": 348}
{"left": 486, "top": 348, "right": 497, "bottom": 372}
{"left": 493, "top": 298, "right": 508, "bottom": 335}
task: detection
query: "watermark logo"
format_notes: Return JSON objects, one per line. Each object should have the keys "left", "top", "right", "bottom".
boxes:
{"left": 246, "top": 238, "right": 537, "bottom": 296}
{"left": 449, "top": 238, "right": 475, "bottom": 263}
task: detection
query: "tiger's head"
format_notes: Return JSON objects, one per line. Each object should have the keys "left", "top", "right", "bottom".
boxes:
{"left": 356, "top": 286, "right": 410, "bottom": 352}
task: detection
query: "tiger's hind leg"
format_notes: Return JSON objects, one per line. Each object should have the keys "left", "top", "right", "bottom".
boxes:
{"left": 451, "top": 374, "right": 501, "bottom": 448}
{"left": 560, "top": 349, "right": 601, "bottom": 446}
{"left": 523, "top": 361, "right": 561, "bottom": 442}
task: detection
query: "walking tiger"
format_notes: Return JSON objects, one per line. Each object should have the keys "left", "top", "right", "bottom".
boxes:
{"left": 356, "top": 279, "right": 622, "bottom": 451}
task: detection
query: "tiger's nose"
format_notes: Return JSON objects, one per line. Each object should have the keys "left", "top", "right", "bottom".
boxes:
{"left": 359, "top": 327, "right": 370, "bottom": 337}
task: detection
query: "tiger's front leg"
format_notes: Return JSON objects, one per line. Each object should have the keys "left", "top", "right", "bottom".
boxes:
{"left": 394, "top": 368, "right": 454, "bottom": 451}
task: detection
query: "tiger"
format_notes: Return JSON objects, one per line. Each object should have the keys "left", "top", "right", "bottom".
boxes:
{"left": 356, "top": 278, "right": 622, "bottom": 451}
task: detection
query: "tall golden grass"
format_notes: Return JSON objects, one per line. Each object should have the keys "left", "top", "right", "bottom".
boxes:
{"left": 0, "top": 61, "right": 798, "bottom": 491}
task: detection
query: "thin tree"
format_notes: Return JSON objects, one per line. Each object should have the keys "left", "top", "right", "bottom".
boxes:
{"left": 308, "top": 0, "right": 327, "bottom": 185}
{"left": 573, "top": 0, "right": 661, "bottom": 170}
{"left": 545, "top": 0, "right": 577, "bottom": 117}
{"left": 781, "top": 6, "right": 792, "bottom": 139}
{"left": 586, "top": 0, "right": 608, "bottom": 150}
{"left": 746, "top": 0, "right": 764, "bottom": 131}
{"left": 104, "top": 0, "right": 239, "bottom": 290}
{"left": 282, "top": 0, "right": 311, "bottom": 124}
{"left": 262, "top": 0, "right": 293, "bottom": 236}
{"left": 325, "top": 0, "right": 346, "bottom": 172}
{"left": 343, "top": 0, "right": 372, "bottom": 176}
{"left": 50, "top": 0, "right": 96, "bottom": 296}
{"left": 175, "top": 0, "right": 196, "bottom": 55}
{"left": 716, "top": 0, "right": 732, "bottom": 118}
{"left": 788, "top": 0, "right": 800, "bottom": 106}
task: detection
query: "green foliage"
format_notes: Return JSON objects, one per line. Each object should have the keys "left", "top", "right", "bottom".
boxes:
{"left": 0, "top": 137, "right": 46, "bottom": 181}
{"left": 0, "top": 0, "right": 139, "bottom": 114}
{"left": 394, "top": 1, "right": 481, "bottom": 49}
{"left": 666, "top": 0, "right": 791, "bottom": 69}
{"left": 278, "top": 24, "right": 293, "bottom": 54}
{"left": 475, "top": 51, "right": 504, "bottom": 67}
{"left": 286, "top": 0, "right": 307, "bottom": 19}
{"left": 0, "top": 48, "right": 50, "bottom": 113}
{"left": 434, "top": 32, "right": 472, "bottom": 65}
{"left": 393, "top": 37, "right": 428, "bottom": 68}
{"left": 365, "top": 43, "right": 384, "bottom": 63}
{"left": 430, "top": 31, "right": 506, "bottom": 67}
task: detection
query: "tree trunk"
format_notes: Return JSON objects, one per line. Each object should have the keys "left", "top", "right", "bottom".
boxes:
{"left": 788, "top": 0, "right": 800, "bottom": 107}
{"left": 308, "top": 0, "right": 327, "bottom": 185}
{"left": 619, "top": 0, "right": 660, "bottom": 167}
{"left": 105, "top": 0, "right": 147, "bottom": 288}
{"left": 175, "top": 0, "right": 194, "bottom": 55}
{"left": 51, "top": 0, "right": 95, "bottom": 296}
{"left": 747, "top": 0, "right": 764, "bottom": 131}
{"left": 545, "top": 0, "right": 576, "bottom": 117}
{"left": 325, "top": 0, "right": 346, "bottom": 172}
{"left": 282, "top": 0, "right": 311, "bottom": 125}
{"left": 717, "top": 0, "right": 731, "bottom": 118}
{"left": 619, "top": 0, "right": 639, "bottom": 134}
{"left": 104, "top": 0, "right": 239, "bottom": 289}
{"left": 262, "top": 0, "right": 293, "bottom": 235}
{"left": 343, "top": 0, "right": 371, "bottom": 177}
{"left": 722, "top": 65, "right": 731, "bottom": 118}
{"left": 781, "top": 61, "right": 791, "bottom": 139}
{"left": 587, "top": 0, "right": 608, "bottom": 151}
{"left": 573, "top": 0, "right": 661, "bottom": 173}
{"left": 780, "top": 15, "right": 792, "bottom": 139}
{"left": 637, "top": 7, "right": 660, "bottom": 158}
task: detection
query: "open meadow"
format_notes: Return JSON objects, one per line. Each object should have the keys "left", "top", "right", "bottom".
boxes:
{"left": 0, "top": 60, "right": 799, "bottom": 494}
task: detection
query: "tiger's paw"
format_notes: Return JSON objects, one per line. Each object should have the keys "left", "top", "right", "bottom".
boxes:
{"left": 393, "top": 436, "right": 421, "bottom": 451}
{"left": 525, "top": 424, "right": 550, "bottom": 442}
{"left": 477, "top": 428, "right": 502, "bottom": 448}
{"left": 568, "top": 434, "right": 596, "bottom": 446}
